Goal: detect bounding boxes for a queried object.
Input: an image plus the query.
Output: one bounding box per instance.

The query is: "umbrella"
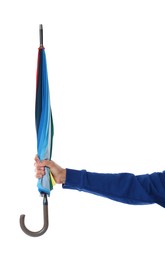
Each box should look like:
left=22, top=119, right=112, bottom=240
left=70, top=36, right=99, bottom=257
left=35, top=25, right=54, bottom=195
left=20, top=25, right=54, bottom=237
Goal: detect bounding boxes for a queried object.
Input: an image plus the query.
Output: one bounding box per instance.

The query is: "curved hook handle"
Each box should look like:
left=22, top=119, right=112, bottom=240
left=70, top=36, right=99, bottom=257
left=20, top=194, right=49, bottom=237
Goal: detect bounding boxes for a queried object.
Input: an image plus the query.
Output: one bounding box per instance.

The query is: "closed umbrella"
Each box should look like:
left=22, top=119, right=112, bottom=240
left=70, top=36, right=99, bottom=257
left=20, top=25, right=54, bottom=237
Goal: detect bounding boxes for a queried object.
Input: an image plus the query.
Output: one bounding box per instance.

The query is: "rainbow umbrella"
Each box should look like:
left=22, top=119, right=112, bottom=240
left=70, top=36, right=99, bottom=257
left=20, top=25, right=54, bottom=237
left=35, top=25, right=54, bottom=195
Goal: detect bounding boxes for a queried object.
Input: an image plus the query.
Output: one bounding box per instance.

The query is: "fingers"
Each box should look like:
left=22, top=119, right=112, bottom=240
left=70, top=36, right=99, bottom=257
left=34, top=155, right=44, bottom=178
left=34, top=155, right=52, bottom=167
left=34, top=155, right=52, bottom=179
left=40, top=159, right=53, bottom=168
left=34, top=154, right=40, bottom=162
left=35, top=165, right=45, bottom=179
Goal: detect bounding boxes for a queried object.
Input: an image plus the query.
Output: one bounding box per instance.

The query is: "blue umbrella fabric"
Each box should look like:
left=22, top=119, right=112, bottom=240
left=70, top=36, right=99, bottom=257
left=35, top=43, right=54, bottom=195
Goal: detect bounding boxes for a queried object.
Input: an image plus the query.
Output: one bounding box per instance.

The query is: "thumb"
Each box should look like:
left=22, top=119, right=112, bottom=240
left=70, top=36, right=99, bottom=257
left=40, top=159, right=53, bottom=168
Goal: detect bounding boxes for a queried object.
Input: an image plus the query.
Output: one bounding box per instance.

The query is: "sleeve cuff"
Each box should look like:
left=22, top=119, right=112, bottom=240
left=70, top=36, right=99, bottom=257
left=62, top=168, right=86, bottom=190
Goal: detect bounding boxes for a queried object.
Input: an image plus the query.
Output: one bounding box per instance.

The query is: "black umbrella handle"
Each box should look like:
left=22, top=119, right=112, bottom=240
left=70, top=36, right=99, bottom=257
left=39, top=24, right=43, bottom=47
left=19, top=194, right=49, bottom=237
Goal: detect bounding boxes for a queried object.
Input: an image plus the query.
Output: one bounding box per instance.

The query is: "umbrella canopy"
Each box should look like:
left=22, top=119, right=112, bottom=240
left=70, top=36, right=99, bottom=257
left=35, top=25, right=54, bottom=195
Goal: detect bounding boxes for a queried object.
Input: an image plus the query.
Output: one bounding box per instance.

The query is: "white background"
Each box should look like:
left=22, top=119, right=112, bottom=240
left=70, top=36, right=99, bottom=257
left=1, top=0, right=165, bottom=259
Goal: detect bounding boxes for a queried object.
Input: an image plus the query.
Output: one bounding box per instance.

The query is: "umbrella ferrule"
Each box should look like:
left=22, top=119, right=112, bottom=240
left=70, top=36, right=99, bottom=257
left=39, top=24, right=44, bottom=47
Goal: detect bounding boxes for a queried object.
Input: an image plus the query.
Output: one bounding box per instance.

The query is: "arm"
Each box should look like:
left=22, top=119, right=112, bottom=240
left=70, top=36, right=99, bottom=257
left=63, top=169, right=165, bottom=207
left=34, top=156, right=165, bottom=207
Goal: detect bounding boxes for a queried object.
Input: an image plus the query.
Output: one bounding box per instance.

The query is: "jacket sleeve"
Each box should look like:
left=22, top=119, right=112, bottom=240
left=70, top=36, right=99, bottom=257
left=62, top=169, right=165, bottom=207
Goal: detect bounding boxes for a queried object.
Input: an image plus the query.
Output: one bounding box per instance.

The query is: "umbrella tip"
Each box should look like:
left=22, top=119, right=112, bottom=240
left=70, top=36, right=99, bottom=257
left=39, top=24, right=43, bottom=47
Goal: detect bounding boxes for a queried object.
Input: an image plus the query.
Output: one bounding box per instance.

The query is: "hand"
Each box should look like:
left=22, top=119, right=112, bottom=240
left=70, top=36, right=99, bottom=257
left=34, top=155, right=66, bottom=184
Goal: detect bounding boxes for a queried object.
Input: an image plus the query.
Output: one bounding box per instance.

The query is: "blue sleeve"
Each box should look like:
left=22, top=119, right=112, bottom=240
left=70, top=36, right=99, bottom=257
left=62, top=169, right=165, bottom=207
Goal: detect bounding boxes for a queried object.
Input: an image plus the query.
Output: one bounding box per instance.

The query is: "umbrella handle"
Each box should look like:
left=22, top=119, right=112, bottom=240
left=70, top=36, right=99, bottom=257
left=19, top=194, right=49, bottom=237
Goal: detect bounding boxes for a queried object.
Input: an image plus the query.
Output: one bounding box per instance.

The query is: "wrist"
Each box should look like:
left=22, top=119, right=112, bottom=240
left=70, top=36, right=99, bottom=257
left=60, top=168, right=66, bottom=184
